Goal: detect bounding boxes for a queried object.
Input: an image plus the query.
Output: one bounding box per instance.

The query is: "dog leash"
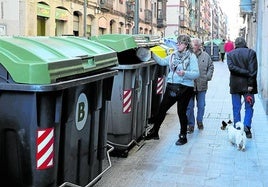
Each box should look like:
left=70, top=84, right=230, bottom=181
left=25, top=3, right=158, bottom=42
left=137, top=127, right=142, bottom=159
left=223, top=93, right=253, bottom=129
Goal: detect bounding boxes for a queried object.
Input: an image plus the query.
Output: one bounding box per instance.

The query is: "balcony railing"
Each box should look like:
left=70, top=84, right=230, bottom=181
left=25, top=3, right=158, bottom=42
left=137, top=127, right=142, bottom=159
left=157, top=19, right=166, bottom=28
left=99, top=0, right=113, bottom=12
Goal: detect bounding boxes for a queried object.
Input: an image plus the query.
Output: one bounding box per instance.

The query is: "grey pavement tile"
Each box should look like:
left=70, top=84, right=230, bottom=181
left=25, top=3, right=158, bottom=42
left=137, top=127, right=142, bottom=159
left=160, top=155, right=188, bottom=167
left=233, top=175, right=264, bottom=187
left=156, top=165, right=182, bottom=174
left=147, top=181, right=177, bottom=187
left=180, top=175, right=207, bottom=186
left=204, top=174, right=234, bottom=187
left=150, top=172, right=181, bottom=183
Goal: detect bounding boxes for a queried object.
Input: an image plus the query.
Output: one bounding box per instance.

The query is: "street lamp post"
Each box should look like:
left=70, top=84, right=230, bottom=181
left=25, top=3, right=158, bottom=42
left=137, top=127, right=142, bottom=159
left=134, top=0, right=139, bottom=34
left=84, top=0, right=87, bottom=37
left=210, top=0, right=214, bottom=58
left=177, top=5, right=180, bottom=36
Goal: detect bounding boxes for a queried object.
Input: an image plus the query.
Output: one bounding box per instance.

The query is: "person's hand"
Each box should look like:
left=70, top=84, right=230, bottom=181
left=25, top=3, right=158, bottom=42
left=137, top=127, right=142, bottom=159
left=248, top=86, right=253, bottom=92
left=246, top=95, right=253, bottom=105
left=176, top=70, right=185, bottom=76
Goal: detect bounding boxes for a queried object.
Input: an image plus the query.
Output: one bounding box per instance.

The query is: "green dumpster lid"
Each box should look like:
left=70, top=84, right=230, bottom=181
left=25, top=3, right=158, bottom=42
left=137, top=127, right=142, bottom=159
left=90, top=34, right=138, bottom=52
left=0, top=36, right=118, bottom=84
left=132, top=34, right=162, bottom=47
left=91, top=34, right=162, bottom=52
left=204, top=39, right=222, bottom=46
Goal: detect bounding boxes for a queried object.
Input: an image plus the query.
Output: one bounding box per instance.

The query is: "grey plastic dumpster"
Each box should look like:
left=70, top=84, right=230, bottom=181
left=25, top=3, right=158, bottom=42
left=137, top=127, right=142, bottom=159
left=148, top=44, right=173, bottom=126
left=204, top=43, right=219, bottom=61
left=133, top=35, right=165, bottom=143
left=91, top=34, right=164, bottom=156
left=0, top=36, right=118, bottom=187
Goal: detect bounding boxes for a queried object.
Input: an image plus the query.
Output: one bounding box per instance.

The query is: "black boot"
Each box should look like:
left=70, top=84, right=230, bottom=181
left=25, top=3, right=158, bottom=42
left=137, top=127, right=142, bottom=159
left=244, top=126, right=252, bottom=138
left=144, top=127, right=159, bottom=140
left=175, top=134, right=187, bottom=145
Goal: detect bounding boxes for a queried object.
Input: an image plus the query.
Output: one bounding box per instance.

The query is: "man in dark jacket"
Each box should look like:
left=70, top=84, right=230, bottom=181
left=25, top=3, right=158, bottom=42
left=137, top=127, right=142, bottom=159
left=227, top=37, right=258, bottom=138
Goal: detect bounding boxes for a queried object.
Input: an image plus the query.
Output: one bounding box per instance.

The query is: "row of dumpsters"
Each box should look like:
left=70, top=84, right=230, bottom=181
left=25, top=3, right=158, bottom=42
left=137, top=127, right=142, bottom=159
left=0, top=34, right=174, bottom=186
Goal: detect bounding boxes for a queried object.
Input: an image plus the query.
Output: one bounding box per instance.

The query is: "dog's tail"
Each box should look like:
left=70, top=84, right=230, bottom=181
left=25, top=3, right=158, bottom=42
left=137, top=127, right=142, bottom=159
left=235, top=122, right=244, bottom=131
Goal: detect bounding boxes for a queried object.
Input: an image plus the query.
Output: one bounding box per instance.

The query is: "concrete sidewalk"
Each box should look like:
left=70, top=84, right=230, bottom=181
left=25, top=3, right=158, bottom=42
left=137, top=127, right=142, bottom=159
left=95, top=61, right=268, bottom=187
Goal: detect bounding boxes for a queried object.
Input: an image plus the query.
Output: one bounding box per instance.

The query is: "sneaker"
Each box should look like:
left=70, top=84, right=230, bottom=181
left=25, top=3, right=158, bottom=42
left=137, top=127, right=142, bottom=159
left=187, top=125, right=194, bottom=134
left=244, top=126, right=252, bottom=139
left=197, top=122, right=204, bottom=130
left=175, top=134, right=187, bottom=146
left=144, top=128, right=159, bottom=140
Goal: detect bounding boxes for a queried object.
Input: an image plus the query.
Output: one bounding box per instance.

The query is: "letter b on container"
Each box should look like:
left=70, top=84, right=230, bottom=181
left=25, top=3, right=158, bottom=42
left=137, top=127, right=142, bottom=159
left=75, top=93, right=88, bottom=131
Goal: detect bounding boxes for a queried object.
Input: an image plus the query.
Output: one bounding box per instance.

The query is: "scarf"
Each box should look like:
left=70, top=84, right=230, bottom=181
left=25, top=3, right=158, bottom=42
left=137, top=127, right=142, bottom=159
left=169, top=50, right=191, bottom=72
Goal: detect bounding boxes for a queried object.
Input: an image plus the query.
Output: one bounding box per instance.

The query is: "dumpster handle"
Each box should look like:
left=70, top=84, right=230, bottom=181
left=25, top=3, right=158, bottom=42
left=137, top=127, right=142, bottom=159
left=59, top=144, right=114, bottom=187
left=58, top=182, right=81, bottom=187
left=107, top=139, right=139, bottom=148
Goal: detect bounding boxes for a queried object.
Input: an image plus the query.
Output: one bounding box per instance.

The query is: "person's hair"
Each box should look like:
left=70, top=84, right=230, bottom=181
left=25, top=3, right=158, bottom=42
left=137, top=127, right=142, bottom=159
left=177, top=34, right=192, bottom=50
left=191, top=38, right=202, bottom=46
left=235, top=37, right=247, bottom=48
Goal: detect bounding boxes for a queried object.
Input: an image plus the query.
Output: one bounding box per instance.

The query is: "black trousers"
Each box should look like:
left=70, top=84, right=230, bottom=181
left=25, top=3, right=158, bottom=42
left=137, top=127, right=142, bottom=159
left=152, top=84, right=194, bottom=135
left=220, top=52, right=225, bottom=61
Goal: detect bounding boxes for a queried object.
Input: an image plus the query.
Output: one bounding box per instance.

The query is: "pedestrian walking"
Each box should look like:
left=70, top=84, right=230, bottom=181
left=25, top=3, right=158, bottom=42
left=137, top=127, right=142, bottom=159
left=224, top=39, right=234, bottom=53
left=145, top=35, right=200, bottom=145
left=227, top=36, right=258, bottom=138
left=218, top=39, right=226, bottom=62
left=186, top=38, right=214, bottom=134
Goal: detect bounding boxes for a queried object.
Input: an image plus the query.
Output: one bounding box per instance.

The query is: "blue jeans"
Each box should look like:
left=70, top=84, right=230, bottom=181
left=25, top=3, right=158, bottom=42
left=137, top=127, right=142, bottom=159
left=187, top=91, right=207, bottom=127
left=231, top=93, right=255, bottom=128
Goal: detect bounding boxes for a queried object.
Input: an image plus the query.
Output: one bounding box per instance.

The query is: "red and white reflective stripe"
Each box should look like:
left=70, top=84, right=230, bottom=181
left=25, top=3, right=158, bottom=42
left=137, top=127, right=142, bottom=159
left=123, top=89, right=132, bottom=113
left=157, top=77, right=164, bottom=94
left=36, top=128, right=54, bottom=170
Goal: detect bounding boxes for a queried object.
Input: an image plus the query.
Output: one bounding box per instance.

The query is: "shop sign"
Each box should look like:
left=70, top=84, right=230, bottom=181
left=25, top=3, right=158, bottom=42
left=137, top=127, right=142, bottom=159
left=55, top=8, right=68, bottom=21
left=37, top=3, right=50, bottom=18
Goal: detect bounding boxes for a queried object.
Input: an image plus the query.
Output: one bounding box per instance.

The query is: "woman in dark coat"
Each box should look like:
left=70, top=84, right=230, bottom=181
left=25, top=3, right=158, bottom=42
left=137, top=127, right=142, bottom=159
left=227, top=37, right=258, bottom=138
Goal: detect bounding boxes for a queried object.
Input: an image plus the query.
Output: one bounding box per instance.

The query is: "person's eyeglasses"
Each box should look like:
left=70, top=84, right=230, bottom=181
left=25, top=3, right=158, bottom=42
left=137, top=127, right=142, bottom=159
left=177, top=41, right=187, bottom=45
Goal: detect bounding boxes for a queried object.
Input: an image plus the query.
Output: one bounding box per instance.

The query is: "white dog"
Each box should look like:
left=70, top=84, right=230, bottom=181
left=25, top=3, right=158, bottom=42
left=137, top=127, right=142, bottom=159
left=221, top=121, right=247, bottom=151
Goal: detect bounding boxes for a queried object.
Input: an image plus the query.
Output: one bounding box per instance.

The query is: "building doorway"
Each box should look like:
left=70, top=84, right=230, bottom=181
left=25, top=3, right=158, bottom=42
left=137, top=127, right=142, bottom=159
left=37, top=16, right=46, bottom=36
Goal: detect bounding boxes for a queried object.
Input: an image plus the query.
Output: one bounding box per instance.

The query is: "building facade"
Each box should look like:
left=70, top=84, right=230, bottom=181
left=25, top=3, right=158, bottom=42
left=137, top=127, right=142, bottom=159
left=165, top=0, right=227, bottom=42
left=0, top=0, right=167, bottom=37
left=165, top=0, right=180, bottom=37
left=0, top=0, right=20, bottom=36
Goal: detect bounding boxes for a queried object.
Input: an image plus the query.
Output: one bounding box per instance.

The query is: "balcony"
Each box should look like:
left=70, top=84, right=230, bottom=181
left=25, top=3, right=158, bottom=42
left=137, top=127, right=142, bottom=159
left=99, top=0, right=113, bottom=12
left=144, top=9, right=152, bottom=24
left=157, top=19, right=166, bottom=28
left=180, top=0, right=187, bottom=7
left=156, top=1, right=167, bottom=28
left=240, top=0, right=254, bottom=14
left=126, top=1, right=135, bottom=19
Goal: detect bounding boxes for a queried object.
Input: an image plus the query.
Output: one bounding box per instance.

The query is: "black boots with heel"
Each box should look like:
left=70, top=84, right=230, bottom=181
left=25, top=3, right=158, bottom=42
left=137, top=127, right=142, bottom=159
left=144, top=127, right=159, bottom=140
left=175, top=134, right=187, bottom=145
